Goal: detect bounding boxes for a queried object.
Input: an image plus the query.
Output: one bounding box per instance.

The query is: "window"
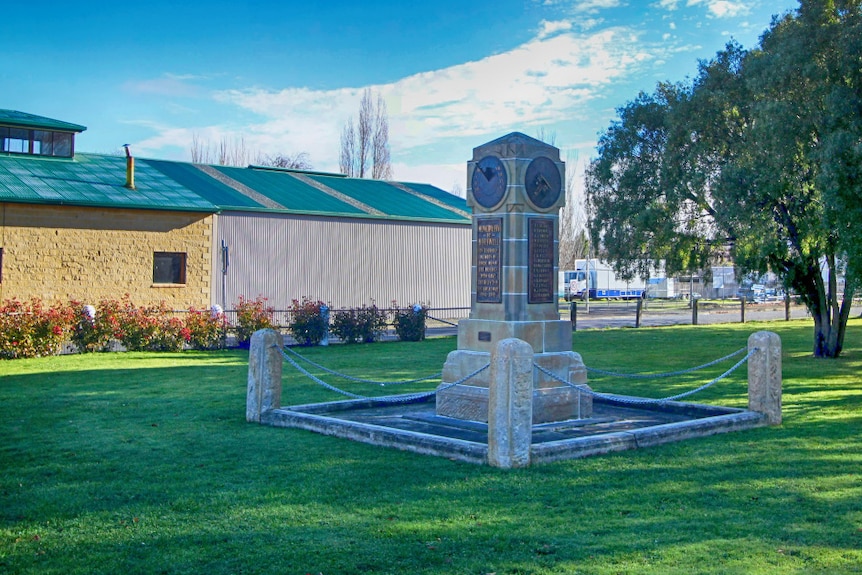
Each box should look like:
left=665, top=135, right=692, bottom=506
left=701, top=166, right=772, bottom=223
left=0, top=126, right=75, bottom=157
left=0, top=247, right=3, bottom=283
left=1, top=127, right=28, bottom=153
left=153, top=252, right=187, bottom=285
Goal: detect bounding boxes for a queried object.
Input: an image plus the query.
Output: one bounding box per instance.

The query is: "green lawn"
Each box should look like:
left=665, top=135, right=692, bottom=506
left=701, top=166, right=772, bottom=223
left=1, top=319, right=860, bottom=574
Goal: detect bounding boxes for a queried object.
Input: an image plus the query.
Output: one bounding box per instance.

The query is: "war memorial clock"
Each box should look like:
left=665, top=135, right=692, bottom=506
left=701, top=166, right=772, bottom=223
left=436, top=133, right=591, bottom=424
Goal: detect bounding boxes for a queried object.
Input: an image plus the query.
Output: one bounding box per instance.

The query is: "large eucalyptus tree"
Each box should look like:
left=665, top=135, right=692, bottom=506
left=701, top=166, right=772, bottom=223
left=586, top=0, right=861, bottom=357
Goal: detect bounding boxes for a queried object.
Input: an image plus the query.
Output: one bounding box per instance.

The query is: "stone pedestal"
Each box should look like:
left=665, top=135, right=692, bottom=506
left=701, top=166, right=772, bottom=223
left=246, top=329, right=283, bottom=422
left=436, top=346, right=592, bottom=424
left=487, top=338, right=533, bottom=468
left=747, top=330, right=782, bottom=425
left=435, top=132, right=591, bottom=425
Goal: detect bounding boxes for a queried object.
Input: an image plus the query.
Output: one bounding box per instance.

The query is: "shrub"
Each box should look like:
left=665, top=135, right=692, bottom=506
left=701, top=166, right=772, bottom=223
left=116, top=302, right=160, bottom=351
left=330, top=308, right=361, bottom=344
left=0, top=298, right=74, bottom=359
left=185, top=306, right=225, bottom=350
left=330, top=303, right=388, bottom=343
left=89, top=296, right=189, bottom=352
left=288, top=297, right=328, bottom=346
left=234, top=295, right=275, bottom=344
left=354, top=302, right=388, bottom=343
left=151, top=315, right=189, bottom=352
left=70, top=301, right=111, bottom=353
left=393, top=303, right=428, bottom=342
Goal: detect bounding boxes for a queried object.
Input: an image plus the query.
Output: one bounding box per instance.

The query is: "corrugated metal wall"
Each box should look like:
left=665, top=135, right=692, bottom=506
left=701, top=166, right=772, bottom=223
left=211, top=212, right=471, bottom=311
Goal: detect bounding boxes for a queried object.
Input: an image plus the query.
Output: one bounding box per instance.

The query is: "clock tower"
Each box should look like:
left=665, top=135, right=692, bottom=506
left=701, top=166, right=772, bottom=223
left=436, top=133, right=591, bottom=424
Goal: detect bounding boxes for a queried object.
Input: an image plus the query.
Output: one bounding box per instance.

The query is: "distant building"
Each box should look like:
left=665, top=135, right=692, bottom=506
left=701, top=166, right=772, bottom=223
left=0, top=110, right=471, bottom=312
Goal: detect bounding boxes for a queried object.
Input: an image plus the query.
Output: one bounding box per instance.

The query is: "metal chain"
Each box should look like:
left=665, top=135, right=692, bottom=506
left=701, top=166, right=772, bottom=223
left=278, top=346, right=489, bottom=403
left=584, top=347, right=748, bottom=379
left=279, top=347, right=363, bottom=399
left=278, top=344, right=755, bottom=407
left=534, top=347, right=756, bottom=405
left=281, top=345, right=442, bottom=386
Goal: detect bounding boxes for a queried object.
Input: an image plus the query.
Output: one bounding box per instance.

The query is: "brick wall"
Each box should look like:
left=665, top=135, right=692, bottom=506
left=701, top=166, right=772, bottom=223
left=0, top=203, right=213, bottom=309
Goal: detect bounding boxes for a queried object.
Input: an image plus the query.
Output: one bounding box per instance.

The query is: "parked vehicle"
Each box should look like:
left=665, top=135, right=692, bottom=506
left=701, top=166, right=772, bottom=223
left=560, top=259, right=648, bottom=301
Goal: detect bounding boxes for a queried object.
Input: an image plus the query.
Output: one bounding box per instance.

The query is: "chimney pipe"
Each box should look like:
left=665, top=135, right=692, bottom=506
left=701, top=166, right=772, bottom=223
left=123, top=144, right=135, bottom=189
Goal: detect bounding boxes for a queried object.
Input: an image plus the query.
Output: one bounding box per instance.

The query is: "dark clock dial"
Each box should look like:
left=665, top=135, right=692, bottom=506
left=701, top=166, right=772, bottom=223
left=525, top=156, right=562, bottom=210
left=471, top=155, right=507, bottom=209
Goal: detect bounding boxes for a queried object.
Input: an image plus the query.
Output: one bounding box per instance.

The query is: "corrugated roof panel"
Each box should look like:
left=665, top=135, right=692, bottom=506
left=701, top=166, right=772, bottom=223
left=0, top=153, right=216, bottom=212
left=214, top=165, right=365, bottom=215
left=398, top=182, right=469, bottom=213
left=144, top=159, right=264, bottom=209
left=308, top=176, right=468, bottom=221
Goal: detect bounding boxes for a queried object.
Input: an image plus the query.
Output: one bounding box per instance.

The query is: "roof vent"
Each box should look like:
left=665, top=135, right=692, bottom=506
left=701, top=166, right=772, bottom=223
left=123, top=144, right=135, bottom=189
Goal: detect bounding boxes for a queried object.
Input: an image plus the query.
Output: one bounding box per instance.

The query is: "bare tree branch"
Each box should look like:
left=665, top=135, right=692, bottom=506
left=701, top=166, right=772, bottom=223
left=339, top=88, right=392, bottom=180
left=372, top=92, right=391, bottom=180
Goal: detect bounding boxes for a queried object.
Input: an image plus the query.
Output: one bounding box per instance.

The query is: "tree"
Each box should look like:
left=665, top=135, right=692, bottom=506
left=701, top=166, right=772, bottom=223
left=190, top=134, right=312, bottom=170
left=585, top=0, right=861, bottom=357
left=256, top=152, right=312, bottom=170
left=339, top=88, right=392, bottom=179
left=558, top=153, right=589, bottom=270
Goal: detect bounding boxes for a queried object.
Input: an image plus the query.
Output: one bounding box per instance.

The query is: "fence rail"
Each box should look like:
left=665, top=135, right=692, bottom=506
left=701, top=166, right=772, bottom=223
left=562, top=296, right=858, bottom=330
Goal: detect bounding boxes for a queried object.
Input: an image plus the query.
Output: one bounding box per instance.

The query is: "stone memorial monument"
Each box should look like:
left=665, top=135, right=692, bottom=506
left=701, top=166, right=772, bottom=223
left=436, top=133, right=591, bottom=424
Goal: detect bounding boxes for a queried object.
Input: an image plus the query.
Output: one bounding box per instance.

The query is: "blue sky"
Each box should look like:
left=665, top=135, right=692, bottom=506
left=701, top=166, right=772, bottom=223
left=3, top=0, right=798, bottom=195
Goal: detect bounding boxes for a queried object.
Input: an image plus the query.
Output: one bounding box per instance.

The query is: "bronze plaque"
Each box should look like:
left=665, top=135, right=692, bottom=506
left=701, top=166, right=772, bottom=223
left=476, top=217, right=503, bottom=303
left=528, top=218, right=555, bottom=304
left=478, top=331, right=492, bottom=342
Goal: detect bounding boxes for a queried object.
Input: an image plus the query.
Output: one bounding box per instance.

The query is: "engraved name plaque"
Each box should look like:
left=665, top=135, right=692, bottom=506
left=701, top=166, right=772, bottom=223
left=528, top=218, right=555, bottom=304
left=476, top=217, right=503, bottom=303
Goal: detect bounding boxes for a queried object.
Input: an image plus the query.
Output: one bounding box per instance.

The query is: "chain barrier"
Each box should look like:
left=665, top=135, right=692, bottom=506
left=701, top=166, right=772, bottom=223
left=277, top=343, right=755, bottom=407
left=584, top=347, right=748, bottom=379
left=277, top=346, right=489, bottom=404
left=535, top=348, right=757, bottom=405
left=281, top=345, right=442, bottom=386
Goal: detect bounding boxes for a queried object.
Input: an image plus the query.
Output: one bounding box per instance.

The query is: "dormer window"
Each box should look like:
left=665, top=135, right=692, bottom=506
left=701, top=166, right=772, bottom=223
left=0, top=127, right=74, bottom=157
left=0, top=110, right=85, bottom=159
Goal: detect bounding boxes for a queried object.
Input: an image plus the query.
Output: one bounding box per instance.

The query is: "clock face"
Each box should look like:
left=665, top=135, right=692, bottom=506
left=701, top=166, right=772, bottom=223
left=471, top=155, right=507, bottom=209
left=525, top=156, right=562, bottom=210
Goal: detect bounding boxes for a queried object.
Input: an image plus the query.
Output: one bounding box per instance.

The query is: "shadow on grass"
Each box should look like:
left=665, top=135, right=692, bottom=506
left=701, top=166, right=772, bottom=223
left=1, top=322, right=861, bottom=574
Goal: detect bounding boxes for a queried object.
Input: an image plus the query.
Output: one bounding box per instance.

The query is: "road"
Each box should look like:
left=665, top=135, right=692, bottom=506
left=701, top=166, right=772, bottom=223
left=426, top=303, right=862, bottom=335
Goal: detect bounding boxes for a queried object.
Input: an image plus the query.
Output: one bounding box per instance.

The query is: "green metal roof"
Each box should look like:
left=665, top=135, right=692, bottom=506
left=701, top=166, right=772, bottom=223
left=0, top=153, right=216, bottom=212
left=144, top=159, right=264, bottom=209
left=0, top=109, right=87, bottom=133
left=0, top=144, right=469, bottom=223
left=398, top=182, right=469, bottom=214
left=213, top=165, right=366, bottom=215
left=307, top=175, right=468, bottom=222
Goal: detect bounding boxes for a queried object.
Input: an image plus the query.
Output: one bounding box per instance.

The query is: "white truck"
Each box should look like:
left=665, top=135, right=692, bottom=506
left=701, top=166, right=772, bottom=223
left=560, top=259, right=648, bottom=301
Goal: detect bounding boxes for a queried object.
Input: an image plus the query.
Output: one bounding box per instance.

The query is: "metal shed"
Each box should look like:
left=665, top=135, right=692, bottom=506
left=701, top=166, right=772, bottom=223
left=145, top=160, right=472, bottom=312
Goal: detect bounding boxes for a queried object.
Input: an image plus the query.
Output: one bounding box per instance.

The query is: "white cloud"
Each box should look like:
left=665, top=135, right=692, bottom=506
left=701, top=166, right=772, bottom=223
left=122, top=74, right=204, bottom=98
left=537, top=19, right=573, bottom=39
left=571, top=0, right=623, bottom=13
left=704, top=0, right=750, bottom=18
left=127, top=19, right=678, bottom=190
left=201, top=25, right=656, bottom=175
left=656, top=0, right=752, bottom=18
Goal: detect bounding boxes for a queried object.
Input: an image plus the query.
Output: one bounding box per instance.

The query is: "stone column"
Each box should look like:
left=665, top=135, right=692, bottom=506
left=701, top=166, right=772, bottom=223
left=487, top=338, right=533, bottom=468
left=747, top=330, right=782, bottom=425
left=246, top=328, right=284, bottom=422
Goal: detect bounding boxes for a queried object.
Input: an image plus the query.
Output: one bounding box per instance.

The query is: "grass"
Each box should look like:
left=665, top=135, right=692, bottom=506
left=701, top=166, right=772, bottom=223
left=1, top=318, right=861, bottom=574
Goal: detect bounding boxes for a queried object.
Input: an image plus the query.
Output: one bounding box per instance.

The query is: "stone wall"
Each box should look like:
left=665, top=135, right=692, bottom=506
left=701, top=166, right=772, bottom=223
left=0, top=203, right=213, bottom=308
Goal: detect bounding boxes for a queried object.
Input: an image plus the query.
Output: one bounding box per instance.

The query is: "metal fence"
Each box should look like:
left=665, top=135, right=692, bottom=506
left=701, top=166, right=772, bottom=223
left=562, top=296, right=862, bottom=330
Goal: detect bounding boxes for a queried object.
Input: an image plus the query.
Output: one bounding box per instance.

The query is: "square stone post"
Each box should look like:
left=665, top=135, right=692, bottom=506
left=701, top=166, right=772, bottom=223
left=487, top=338, right=534, bottom=468
left=747, top=331, right=782, bottom=425
left=247, top=328, right=284, bottom=422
